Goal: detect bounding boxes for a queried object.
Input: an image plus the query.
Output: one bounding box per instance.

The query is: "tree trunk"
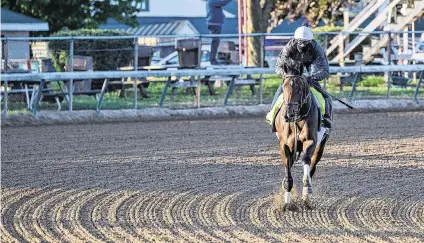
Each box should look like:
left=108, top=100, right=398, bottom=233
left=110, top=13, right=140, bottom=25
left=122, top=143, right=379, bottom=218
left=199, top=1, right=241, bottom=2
left=246, top=0, right=274, bottom=67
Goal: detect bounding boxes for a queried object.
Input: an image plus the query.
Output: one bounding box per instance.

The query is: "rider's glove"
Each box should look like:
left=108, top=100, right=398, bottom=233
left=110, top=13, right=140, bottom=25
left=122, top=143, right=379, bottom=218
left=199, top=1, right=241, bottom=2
left=306, top=77, right=319, bottom=86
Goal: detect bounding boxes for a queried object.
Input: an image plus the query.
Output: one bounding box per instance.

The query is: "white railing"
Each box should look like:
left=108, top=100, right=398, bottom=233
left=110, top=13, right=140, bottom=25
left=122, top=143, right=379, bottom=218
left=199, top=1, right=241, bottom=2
left=1, top=64, right=424, bottom=118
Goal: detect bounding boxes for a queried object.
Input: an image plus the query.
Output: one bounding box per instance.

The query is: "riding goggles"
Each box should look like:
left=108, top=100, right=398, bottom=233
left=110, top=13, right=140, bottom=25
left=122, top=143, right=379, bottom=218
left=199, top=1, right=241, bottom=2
left=295, top=39, right=312, bottom=48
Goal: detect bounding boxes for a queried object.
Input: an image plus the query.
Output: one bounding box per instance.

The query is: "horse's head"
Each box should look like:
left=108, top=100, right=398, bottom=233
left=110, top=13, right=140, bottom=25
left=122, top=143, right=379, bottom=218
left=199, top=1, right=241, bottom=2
left=281, top=59, right=310, bottom=122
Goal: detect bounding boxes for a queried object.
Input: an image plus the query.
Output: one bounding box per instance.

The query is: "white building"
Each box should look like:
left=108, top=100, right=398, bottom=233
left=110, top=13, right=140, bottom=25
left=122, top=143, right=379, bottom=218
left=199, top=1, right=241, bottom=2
left=1, top=7, right=49, bottom=67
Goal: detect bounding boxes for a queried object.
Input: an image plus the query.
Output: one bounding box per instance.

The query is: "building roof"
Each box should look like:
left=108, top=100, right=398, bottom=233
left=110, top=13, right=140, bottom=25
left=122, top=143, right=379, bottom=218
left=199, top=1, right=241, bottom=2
left=101, top=17, right=239, bottom=35
left=1, top=8, right=49, bottom=31
left=117, top=20, right=198, bottom=35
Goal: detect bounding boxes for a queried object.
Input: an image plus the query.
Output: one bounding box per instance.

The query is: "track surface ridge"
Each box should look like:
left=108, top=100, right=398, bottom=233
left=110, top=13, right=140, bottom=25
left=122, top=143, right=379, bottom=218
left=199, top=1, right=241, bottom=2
left=2, top=111, right=424, bottom=242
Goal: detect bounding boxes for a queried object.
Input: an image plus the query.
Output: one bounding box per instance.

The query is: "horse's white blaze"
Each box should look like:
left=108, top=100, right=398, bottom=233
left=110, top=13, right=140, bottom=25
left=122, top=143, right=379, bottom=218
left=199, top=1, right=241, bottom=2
left=284, top=191, right=291, bottom=204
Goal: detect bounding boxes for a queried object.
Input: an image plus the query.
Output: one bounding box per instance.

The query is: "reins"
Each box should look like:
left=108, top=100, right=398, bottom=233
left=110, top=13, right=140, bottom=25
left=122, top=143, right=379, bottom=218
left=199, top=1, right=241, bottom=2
left=283, top=75, right=312, bottom=121
left=284, top=74, right=308, bottom=162
left=293, top=122, right=299, bottom=162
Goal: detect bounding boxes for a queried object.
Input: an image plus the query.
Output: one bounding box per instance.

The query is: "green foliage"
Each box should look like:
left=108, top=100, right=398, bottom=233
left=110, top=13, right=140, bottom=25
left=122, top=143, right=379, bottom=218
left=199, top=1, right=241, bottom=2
left=270, top=0, right=358, bottom=30
left=1, top=0, right=144, bottom=34
left=312, top=26, right=344, bottom=47
left=48, top=29, right=134, bottom=72
left=359, top=76, right=385, bottom=87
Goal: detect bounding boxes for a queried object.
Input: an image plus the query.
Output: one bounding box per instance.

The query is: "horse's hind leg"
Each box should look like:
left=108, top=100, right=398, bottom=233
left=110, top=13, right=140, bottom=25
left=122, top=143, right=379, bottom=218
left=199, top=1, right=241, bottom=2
left=280, top=144, right=293, bottom=206
left=310, top=133, right=330, bottom=178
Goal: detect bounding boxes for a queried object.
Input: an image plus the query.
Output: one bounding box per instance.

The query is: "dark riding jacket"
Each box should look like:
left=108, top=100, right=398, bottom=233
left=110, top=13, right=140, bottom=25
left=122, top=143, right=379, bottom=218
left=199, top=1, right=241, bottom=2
left=275, top=39, right=329, bottom=85
left=206, top=0, right=232, bottom=26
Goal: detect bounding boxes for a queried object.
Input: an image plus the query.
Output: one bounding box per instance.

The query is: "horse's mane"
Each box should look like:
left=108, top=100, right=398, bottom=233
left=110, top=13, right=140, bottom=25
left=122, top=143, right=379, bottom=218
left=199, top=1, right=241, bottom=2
left=284, top=59, right=303, bottom=76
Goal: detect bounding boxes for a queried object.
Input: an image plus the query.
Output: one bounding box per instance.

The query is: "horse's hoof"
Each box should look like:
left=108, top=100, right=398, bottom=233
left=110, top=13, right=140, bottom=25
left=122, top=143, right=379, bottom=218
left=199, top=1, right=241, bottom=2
left=303, top=199, right=313, bottom=210
left=283, top=203, right=299, bottom=212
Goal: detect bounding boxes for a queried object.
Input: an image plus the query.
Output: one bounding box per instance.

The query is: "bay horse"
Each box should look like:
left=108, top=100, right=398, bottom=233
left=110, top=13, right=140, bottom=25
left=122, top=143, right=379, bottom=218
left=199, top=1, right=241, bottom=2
left=275, top=59, right=330, bottom=210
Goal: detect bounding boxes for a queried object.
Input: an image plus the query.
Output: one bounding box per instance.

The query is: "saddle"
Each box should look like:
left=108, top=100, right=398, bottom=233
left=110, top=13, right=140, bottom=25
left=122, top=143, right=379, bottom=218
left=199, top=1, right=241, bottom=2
left=266, top=87, right=325, bottom=132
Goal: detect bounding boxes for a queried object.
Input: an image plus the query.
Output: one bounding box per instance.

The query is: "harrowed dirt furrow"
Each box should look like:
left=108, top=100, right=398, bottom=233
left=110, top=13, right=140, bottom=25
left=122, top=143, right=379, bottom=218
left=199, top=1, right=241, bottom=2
left=2, top=111, right=424, bottom=242
left=1, top=188, right=40, bottom=243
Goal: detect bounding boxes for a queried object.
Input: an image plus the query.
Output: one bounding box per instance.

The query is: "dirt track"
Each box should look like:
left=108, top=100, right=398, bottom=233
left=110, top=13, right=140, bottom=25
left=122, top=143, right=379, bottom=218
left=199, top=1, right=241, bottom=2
left=1, top=111, right=424, bottom=242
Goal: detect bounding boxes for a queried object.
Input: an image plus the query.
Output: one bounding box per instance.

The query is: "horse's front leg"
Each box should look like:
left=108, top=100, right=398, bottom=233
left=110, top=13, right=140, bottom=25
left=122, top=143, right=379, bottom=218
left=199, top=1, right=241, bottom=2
left=301, top=139, right=316, bottom=201
left=279, top=144, right=293, bottom=206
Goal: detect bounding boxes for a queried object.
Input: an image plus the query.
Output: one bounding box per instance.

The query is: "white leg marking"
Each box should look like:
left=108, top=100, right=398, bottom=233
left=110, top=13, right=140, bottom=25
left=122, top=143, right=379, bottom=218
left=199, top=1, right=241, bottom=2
left=303, top=164, right=311, bottom=184
left=284, top=191, right=291, bottom=204
left=317, top=127, right=326, bottom=145
left=302, top=187, right=309, bottom=199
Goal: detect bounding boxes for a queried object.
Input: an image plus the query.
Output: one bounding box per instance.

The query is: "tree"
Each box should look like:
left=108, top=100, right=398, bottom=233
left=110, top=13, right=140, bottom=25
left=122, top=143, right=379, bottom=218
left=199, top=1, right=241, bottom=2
left=245, top=0, right=357, bottom=66
left=270, top=0, right=358, bottom=29
left=1, top=0, right=145, bottom=34
left=245, top=0, right=274, bottom=67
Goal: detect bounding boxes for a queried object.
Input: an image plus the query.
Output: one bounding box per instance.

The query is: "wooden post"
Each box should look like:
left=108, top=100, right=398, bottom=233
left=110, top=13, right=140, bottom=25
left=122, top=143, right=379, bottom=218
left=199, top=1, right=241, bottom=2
left=403, top=26, right=408, bottom=64
left=259, top=35, right=264, bottom=104
left=243, top=0, right=248, bottom=66
left=133, top=38, right=138, bottom=109
left=343, top=9, right=350, bottom=50
left=238, top=0, right=243, bottom=65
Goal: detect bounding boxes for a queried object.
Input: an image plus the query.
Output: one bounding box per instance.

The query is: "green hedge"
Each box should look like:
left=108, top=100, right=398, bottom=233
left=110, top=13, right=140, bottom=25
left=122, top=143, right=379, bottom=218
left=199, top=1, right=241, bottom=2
left=359, top=76, right=385, bottom=87
left=49, top=29, right=134, bottom=72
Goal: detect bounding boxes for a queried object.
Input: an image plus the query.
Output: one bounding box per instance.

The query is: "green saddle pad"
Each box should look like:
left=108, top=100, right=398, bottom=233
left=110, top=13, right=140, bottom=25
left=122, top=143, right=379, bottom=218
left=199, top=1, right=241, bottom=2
left=310, top=87, right=325, bottom=115
left=266, top=87, right=325, bottom=127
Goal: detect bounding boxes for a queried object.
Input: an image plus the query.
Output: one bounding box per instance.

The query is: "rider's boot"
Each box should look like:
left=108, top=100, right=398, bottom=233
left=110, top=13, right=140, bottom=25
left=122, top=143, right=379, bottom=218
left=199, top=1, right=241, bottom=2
left=266, top=85, right=283, bottom=126
left=322, top=96, right=332, bottom=129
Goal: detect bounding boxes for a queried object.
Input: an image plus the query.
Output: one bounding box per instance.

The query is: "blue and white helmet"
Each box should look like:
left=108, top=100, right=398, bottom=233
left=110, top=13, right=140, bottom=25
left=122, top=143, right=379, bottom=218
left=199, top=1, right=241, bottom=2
left=294, top=24, right=313, bottom=41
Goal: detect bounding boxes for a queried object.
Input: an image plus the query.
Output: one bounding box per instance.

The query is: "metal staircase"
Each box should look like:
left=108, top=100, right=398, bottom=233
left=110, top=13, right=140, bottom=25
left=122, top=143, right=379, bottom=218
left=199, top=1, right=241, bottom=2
left=326, top=0, right=387, bottom=56
left=328, top=0, right=424, bottom=63
left=362, top=0, right=424, bottom=62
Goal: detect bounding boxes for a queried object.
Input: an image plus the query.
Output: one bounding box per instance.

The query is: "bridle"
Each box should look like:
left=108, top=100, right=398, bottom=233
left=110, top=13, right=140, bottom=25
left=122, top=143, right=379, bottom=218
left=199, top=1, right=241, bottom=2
left=282, top=74, right=312, bottom=163
left=283, top=74, right=311, bottom=122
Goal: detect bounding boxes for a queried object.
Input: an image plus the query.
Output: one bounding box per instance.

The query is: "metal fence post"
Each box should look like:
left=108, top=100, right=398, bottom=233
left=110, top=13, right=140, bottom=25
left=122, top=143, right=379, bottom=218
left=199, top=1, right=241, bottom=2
left=259, top=35, right=264, bottom=104
left=3, top=79, right=8, bottom=117
left=133, top=38, right=138, bottom=110
left=3, top=38, right=8, bottom=116
left=387, top=31, right=392, bottom=99
left=323, top=33, right=329, bottom=51
left=33, top=79, right=45, bottom=118
left=339, top=33, right=345, bottom=67
left=196, top=35, right=202, bottom=108
left=414, top=71, right=423, bottom=103
left=69, top=38, right=74, bottom=111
